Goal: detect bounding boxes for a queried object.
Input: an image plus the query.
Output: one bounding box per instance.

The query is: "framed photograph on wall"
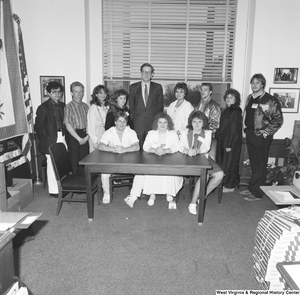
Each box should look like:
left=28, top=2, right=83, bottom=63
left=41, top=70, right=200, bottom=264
left=269, top=88, right=300, bottom=113
left=40, top=76, right=65, bottom=103
left=273, top=68, right=298, bottom=84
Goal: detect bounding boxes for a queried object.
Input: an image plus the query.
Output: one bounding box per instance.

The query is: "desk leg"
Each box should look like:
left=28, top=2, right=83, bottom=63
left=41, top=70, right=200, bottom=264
left=85, top=165, right=93, bottom=221
left=198, top=168, right=207, bottom=225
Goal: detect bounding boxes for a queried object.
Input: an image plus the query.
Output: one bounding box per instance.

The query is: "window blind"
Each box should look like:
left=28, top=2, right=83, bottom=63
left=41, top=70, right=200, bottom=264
left=103, top=0, right=237, bottom=83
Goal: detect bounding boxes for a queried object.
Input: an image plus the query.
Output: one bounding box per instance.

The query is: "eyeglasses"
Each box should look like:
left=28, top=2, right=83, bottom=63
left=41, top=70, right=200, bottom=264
left=142, top=71, right=152, bottom=75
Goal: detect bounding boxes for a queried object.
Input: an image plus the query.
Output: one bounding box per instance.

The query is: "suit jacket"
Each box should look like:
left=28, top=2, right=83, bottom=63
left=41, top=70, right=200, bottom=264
left=34, top=99, right=65, bottom=154
left=129, top=81, right=163, bottom=139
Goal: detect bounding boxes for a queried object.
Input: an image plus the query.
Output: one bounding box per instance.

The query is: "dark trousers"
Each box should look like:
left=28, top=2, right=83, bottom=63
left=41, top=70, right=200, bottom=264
left=246, top=129, right=273, bottom=198
left=137, top=130, right=147, bottom=150
left=66, top=129, right=89, bottom=174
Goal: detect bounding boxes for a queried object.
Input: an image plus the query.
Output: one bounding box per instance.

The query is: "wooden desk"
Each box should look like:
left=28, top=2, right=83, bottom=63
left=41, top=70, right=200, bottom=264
left=260, top=185, right=300, bottom=205
left=80, top=150, right=211, bottom=224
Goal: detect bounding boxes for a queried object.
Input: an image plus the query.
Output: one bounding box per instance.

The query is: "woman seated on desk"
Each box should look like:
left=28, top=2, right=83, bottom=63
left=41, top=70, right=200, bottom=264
left=124, top=112, right=183, bottom=210
left=98, top=112, right=140, bottom=204
left=179, top=110, right=224, bottom=215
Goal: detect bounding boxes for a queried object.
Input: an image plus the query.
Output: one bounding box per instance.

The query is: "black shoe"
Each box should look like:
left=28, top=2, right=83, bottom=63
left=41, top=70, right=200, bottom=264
left=50, top=194, right=58, bottom=198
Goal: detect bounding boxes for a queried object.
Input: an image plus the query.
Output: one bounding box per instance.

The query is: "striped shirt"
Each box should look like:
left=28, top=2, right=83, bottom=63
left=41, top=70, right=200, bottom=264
left=64, top=100, right=89, bottom=129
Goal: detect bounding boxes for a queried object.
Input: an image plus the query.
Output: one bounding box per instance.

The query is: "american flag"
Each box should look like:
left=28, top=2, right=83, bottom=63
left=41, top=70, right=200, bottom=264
left=13, top=14, right=33, bottom=174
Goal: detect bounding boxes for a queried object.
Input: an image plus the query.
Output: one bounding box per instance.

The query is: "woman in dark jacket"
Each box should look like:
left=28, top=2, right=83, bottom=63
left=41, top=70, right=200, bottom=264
left=216, top=88, right=243, bottom=193
left=105, top=88, right=133, bottom=130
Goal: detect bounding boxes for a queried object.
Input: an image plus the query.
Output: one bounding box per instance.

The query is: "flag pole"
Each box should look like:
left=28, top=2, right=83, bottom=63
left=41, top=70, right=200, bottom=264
left=31, top=123, right=43, bottom=185
left=13, top=13, right=42, bottom=185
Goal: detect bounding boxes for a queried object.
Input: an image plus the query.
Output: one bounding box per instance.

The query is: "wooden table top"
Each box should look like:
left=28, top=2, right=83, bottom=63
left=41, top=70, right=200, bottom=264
left=80, top=150, right=211, bottom=176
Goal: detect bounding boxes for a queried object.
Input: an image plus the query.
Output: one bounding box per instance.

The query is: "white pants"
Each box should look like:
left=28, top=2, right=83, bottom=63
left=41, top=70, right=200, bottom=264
left=130, top=175, right=145, bottom=197
left=101, top=174, right=110, bottom=196
left=46, top=132, right=66, bottom=194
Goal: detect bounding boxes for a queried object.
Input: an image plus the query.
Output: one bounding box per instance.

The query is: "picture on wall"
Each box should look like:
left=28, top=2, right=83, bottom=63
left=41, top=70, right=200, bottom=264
left=269, top=88, right=300, bottom=113
left=273, top=68, right=298, bottom=84
left=40, top=76, right=65, bottom=103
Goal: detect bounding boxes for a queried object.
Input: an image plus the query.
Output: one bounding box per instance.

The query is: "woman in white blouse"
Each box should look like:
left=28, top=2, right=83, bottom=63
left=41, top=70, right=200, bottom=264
left=87, top=85, right=109, bottom=152
left=124, top=112, right=183, bottom=209
left=167, top=82, right=194, bottom=136
left=179, top=110, right=224, bottom=215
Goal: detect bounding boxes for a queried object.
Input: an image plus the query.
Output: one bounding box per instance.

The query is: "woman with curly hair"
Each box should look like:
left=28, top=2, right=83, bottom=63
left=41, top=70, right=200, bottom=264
left=87, top=84, right=109, bottom=152
left=124, top=112, right=183, bottom=209
left=179, top=110, right=224, bottom=215
left=216, top=88, right=242, bottom=193
left=167, top=82, right=194, bottom=135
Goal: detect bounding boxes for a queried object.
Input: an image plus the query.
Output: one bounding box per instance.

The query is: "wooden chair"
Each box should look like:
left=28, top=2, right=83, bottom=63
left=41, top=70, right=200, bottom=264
left=109, top=174, right=134, bottom=202
left=49, top=142, right=102, bottom=215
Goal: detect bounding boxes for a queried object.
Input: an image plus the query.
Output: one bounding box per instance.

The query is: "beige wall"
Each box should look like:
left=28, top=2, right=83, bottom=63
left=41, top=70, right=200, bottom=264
left=11, top=0, right=300, bottom=139
left=233, top=0, right=300, bottom=139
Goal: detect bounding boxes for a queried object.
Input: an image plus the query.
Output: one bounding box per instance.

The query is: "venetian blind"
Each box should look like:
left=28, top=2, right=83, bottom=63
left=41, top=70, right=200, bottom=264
left=102, top=0, right=237, bottom=83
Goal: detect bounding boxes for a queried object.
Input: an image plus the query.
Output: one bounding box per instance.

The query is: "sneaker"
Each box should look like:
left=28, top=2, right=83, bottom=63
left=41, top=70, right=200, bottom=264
left=147, top=194, right=156, bottom=206
left=239, top=189, right=251, bottom=195
left=166, top=195, right=173, bottom=202
left=223, top=187, right=235, bottom=193
left=102, top=193, right=110, bottom=204
left=168, top=200, right=177, bottom=210
left=188, top=204, right=197, bottom=215
left=124, top=195, right=136, bottom=208
left=243, top=194, right=262, bottom=201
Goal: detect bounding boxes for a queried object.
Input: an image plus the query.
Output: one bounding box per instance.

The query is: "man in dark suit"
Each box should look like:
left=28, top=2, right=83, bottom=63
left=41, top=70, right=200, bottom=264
left=129, top=63, right=164, bottom=146
left=34, top=81, right=66, bottom=197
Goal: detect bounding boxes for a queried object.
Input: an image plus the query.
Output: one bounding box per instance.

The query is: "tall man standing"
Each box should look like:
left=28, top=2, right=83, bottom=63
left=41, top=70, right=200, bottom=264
left=241, top=73, right=283, bottom=201
left=129, top=63, right=164, bottom=146
left=196, top=83, right=221, bottom=137
left=34, top=81, right=66, bottom=197
left=64, top=81, right=89, bottom=174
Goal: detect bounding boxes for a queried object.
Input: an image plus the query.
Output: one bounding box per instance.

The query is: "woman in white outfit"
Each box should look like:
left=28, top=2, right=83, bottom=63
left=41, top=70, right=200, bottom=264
left=87, top=85, right=109, bottom=152
left=124, top=112, right=183, bottom=209
left=99, top=112, right=140, bottom=204
left=167, top=82, right=194, bottom=136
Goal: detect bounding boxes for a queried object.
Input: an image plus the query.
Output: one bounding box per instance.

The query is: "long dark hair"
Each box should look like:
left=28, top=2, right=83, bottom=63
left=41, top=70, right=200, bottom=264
left=90, top=84, right=110, bottom=106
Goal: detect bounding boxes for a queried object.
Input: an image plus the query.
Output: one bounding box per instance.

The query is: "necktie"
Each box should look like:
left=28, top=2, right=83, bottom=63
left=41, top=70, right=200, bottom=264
left=194, top=134, right=199, bottom=150
left=144, top=84, right=148, bottom=105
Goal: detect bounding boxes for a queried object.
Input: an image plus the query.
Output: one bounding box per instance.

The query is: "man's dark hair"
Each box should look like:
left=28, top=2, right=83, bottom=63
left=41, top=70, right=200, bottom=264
left=201, top=83, right=213, bottom=92
left=46, top=81, right=64, bottom=93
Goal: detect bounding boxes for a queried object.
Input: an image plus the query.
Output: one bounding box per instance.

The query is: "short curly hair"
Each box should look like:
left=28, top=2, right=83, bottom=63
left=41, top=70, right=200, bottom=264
left=152, top=112, right=174, bottom=131
left=223, top=88, right=241, bottom=106
left=186, top=110, right=209, bottom=130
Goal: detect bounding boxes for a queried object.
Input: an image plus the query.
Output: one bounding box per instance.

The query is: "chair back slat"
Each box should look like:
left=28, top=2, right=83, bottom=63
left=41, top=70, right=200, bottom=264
left=49, top=143, right=73, bottom=180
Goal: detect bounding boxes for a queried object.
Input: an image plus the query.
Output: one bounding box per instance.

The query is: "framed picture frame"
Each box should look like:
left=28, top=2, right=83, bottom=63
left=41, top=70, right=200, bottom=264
left=269, top=88, right=300, bottom=113
left=273, top=68, right=298, bottom=84
left=40, top=76, right=65, bottom=103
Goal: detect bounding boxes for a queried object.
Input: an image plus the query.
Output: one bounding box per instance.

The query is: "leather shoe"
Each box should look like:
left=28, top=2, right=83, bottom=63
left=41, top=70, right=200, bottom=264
left=50, top=194, right=58, bottom=198
left=243, top=194, right=262, bottom=201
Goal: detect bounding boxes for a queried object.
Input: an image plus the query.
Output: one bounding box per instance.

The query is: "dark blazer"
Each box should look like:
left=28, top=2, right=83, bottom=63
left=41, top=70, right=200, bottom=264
left=129, top=81, right=163, bottom=142
left=34, top=99, right=65, bottom=154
